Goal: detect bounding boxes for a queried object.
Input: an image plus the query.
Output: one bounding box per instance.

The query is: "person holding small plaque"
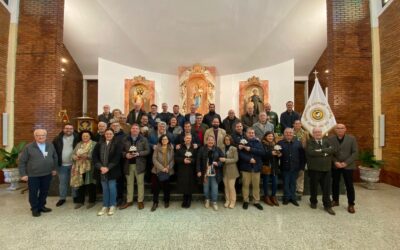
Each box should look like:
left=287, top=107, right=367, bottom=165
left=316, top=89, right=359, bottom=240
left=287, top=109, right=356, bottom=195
left=120, top=124, right=150, bottom=210
left=175, top=134, right=198, bottom=208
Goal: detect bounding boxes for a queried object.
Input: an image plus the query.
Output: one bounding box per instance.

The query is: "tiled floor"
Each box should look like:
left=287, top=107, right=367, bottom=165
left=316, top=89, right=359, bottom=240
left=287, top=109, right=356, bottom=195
left=0, top=182, right=399, bottom=249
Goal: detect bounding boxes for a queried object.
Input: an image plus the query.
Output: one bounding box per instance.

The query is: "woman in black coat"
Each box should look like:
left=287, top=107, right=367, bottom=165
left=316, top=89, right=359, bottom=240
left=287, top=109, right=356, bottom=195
left=175, top=133, right=198, bottom=208
left=92, top=128, right=122, bottom=216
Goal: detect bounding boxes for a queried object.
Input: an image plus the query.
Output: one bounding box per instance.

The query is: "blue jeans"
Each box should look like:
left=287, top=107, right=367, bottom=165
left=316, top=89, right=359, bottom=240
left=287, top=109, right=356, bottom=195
left=282, top=170, right=298, bottom=201
left=58, top=165, right=72, bottom=199
left=262, top=174, right=277, bottom=196
left=203, top=176, right=218, bottom=202
left=101, top=179, right=117, bottom=207
left=28, top=174, right=52, bottom=212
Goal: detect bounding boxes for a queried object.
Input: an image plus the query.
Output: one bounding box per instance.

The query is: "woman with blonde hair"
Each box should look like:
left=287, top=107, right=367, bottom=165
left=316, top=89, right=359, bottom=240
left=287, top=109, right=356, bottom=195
left=220, top=135, right=239, bottom=209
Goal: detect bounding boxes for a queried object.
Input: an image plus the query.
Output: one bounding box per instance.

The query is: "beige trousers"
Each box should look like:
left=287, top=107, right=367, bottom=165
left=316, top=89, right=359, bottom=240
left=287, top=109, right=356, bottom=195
left=296, top=170, right=305, bottom=193
left=223, top=177, right=237, bottom=204
left=126, top=164, right=145, bottom=203
left=241, top=171, right=260, bottom=203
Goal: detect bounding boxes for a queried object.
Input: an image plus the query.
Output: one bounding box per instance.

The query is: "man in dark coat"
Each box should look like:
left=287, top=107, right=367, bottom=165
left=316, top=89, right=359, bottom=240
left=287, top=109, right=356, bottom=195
left=203, top=103, right=222, bottom=128
left=222, top=109, right=240, bottom=135
left=329, top=123, right=358, bottom=214
left=127, top=102, right=146, bottom=125
left=280, top=101, right=300, bottom=132
left=306, top=127, right=336, bottom=215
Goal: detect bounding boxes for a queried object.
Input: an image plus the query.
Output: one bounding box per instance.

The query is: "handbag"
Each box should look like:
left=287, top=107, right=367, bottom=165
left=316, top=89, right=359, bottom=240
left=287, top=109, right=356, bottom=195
left=157, top=171, right=170, bottom=182
left=261, top=165, right=272, bottom=175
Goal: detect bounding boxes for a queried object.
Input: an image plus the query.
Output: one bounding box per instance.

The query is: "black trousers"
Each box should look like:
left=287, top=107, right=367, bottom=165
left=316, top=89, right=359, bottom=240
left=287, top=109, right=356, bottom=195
left=308, top=170, right=331, bottom=208
left=151, top=174, right=170, bottom=203
left=332, top=168, right=355, bottom=205
left=183, top=194, right=192, bottom=203
left=74, top=183, right=96, bottom=204
left=28, top=174, right=52, bottom=212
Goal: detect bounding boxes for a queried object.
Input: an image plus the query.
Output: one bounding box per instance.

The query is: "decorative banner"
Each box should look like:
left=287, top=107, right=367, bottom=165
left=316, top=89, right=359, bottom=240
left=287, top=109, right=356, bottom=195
left=239, top=76, right=269, bottom=116
left=301, top=77, right=336, bottom=134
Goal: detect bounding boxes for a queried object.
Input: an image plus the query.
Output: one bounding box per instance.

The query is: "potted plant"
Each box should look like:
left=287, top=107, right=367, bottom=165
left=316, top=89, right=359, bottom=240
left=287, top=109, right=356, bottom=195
left=0, top=142, right=26, bottom=190
left=358, top=150, right=384, bottom=189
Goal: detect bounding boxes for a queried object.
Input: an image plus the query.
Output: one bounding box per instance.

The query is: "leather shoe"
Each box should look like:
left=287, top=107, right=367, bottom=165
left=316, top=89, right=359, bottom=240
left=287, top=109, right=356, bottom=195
left=254, top=203, right=263, bottom=210
left=56, top=199, right=65, bottom=207
left=331, top=200, right=340, bottom=207
left=151, top=203, right=158, bottom=212
left=164, top=202, right=169, bottom=208
left=40, top=207, right=52, bottom=213
left=242, top=202, right=249, bottom=210
left=348, top=205, right=355, bottom=214
left=290, top=200, right=299, bottom=206
left=282, top=200, right=289, bottom=205
left=74, top=204, right=83, bottom=209
left=324, top=207, right=336, bottom=215
left=310, top=203, right=317, bottom=209
left=138, top=202, right=144, bottom=210
left=32, top=210, right=41, bottom=217
left=119, top=202, right=133, bottom=210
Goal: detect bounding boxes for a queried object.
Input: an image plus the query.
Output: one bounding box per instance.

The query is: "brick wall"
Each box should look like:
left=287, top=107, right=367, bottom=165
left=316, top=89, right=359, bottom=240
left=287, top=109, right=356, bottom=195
left=61, top=44, right=83, bottom=119
left=310, top=0, right=373, bottom=148
left=14, top=0, right=81, bottom=144
left=87, top=80, right=98, bottom=118
left=379, top=0, right=400, bottom=187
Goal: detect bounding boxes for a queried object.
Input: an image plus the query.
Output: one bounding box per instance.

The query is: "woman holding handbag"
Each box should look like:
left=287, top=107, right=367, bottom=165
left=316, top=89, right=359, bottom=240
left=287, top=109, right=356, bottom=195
left=151, top=134, right=174, bottom=212
left=261, top=131, right=282, bottom=206
left=219, top=135, right=239, bottom=209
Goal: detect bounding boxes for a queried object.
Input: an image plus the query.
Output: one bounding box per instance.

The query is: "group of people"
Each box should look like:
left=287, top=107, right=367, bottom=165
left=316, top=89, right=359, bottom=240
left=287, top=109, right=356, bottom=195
left=18, top=101, right=358, bottom=218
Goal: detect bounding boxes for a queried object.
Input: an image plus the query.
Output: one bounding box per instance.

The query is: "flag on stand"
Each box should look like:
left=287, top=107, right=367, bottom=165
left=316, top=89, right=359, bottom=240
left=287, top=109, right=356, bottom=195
left=301, top=76, right=336, bottom=135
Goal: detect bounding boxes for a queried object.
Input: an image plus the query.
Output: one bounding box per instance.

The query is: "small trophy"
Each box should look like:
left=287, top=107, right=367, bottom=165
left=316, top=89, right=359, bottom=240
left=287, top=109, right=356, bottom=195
left=184, top=151, right=192, bottom=158
left=240, top=139, right=248, bottom=145
left=129, top=145, right=137, bottom=153
left=273, top=145, right=282, bottom=151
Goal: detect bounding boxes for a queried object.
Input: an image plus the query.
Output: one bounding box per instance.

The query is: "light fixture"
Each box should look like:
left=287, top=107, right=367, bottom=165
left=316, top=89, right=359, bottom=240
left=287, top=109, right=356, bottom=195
left=324, top=69, right=329, bottom=73
left=61, top=58, right=68, bottom=63
left=61, top=68, right=66, bottom=72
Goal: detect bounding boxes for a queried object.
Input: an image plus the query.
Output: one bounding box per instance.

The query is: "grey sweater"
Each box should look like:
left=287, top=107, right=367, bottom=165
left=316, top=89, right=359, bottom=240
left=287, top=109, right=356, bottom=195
left=19, top=142, right=58, bottom=177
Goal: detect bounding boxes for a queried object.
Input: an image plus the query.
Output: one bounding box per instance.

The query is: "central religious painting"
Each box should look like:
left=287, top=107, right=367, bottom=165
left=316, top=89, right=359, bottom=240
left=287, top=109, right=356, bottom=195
left=179, top=64, right=216, bottom=114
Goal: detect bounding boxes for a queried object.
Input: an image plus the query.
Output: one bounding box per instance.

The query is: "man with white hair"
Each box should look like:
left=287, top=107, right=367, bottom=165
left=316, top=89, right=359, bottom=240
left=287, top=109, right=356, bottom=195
left=127, top=102, right=146, bottom=125
left=19, top=129, right=58, bottom=217
left=159, top=103, right=173, bottom=124
left=306, top=127, right=336, bottom=215
left=98, top=104, right=113, bottom=124
left=222, top=109, right=240, bottom=135
left=93, top=121, right=107, bottom=142
left=252, top=112, right=274, bottom=140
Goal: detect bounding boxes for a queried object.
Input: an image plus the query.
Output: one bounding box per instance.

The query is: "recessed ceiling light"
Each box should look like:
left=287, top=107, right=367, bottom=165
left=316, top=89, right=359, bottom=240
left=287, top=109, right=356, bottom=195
left=61, top=58, right=68, bottom=63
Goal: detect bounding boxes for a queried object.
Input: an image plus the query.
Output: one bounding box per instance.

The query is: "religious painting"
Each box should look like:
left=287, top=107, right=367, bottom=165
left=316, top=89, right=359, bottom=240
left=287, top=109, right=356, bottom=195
left=179, top=64, right=216, bottom=114
left=124, top=75, right=155, bottom=114
left=239, top=76, right=269, bottom=116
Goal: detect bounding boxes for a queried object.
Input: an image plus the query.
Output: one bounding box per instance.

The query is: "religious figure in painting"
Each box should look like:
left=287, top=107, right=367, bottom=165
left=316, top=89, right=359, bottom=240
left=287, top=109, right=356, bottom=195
left=249, top=88, right=264, bottom=115
left=193, top=84, right=203, bottom=109
left=133, top=87, right=145, bottom=109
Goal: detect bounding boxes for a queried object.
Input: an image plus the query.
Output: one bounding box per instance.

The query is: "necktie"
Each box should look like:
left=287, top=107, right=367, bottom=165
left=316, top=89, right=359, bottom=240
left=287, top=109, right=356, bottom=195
left=318, top=140, right=322, bottom=146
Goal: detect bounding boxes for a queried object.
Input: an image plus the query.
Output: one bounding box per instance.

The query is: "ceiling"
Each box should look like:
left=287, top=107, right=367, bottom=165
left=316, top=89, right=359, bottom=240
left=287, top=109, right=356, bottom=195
left=64, top=0, right=327, bottom=76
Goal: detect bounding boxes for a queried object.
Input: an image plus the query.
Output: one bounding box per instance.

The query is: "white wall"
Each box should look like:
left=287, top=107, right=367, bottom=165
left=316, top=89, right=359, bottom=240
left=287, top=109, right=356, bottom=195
left=219, top=59, right=294, bottom=117
left=98, top=57, right=294, bottom=117
left=98, top=58, right=179, bottom=114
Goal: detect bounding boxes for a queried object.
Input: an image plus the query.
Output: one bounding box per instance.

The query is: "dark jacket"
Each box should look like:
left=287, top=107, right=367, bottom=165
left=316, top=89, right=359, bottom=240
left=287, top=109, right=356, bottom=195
left=148, top=112, right=161, bottom=128
left=92, top=138, right=123, bottom=180
left=159, top=112, right=173, bottom=124
left=127, top=109, right=146, bottom=125
left=175, top=144, right=198, bottom=194
left=238, top=138, right=265, bottom=172
left=185, top=112, right=202, bottom=125
left=277, top=139, right=305, bottom=171
left=173, top=113, right=186, bottom=128
left=148, top=131, right=175, bottom=149
left=19, top=142, right=58, bottom=177
left=266, top=111, right=279, bottom=128
left=306, top=138, right=335, bottom=172
left=203, top=112, right=222, bottom=128
left=328, top=135, right=358, bottom=170
left=93, top=132, right=105, bottom=143
left=196, top=145, right=224, bottom=183
left=232, top=132, right=246, bottom=147
left=122, top=135, right=150, bottom=175
left=98, top=113, right=113, bottom=124
left=175, top=132, right=200, bottom=146
left=240, top=113, right=258, bottom=130
left=52, top=131, right=79, bottom=166
left=280, top=111, right=300, bottom=131
left=222, top=116, right=240, bottom=135
left=262, top=143, right=280, bottom=176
